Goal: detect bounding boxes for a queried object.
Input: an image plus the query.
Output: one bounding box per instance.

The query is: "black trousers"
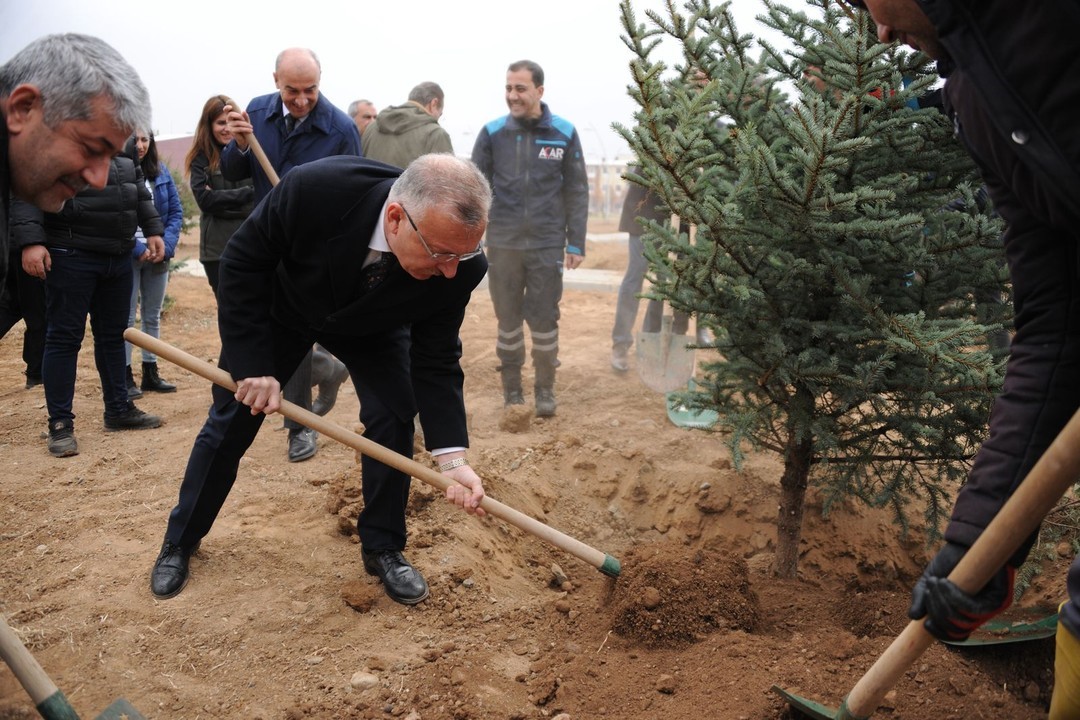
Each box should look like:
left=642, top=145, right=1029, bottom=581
left=164, top=324, right=415, bottom=552
left=0, top=252, right=46, bottom=380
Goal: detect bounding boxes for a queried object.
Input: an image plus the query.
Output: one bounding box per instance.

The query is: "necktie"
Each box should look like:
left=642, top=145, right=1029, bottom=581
left=360, top=251, right=392, bottom=292
left=284, top=114, right=296, bottom=134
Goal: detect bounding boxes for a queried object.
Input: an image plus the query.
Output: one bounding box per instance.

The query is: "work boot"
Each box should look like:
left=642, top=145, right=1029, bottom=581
left=104, top=402, right=162, bottom=431
left=313, top=358, right=349, bottom=416
left=533, top=358, right=557, bottom=417
left=47, top=419, right=78, bottom=458
left=126, top=365, right=143, bottom=400
left=535, top=387, right=557, bottom=418
left=501, top=368, right=524, bottom=406
left=611, top=346, right=629, bottom=372
left=141, top=361, right=176, bottom=393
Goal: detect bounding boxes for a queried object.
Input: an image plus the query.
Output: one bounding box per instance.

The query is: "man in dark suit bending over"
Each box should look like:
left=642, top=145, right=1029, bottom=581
left=151, top=153, right=490, bottom=605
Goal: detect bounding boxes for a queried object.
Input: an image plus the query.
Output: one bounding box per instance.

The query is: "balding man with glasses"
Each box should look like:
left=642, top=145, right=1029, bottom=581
left=150, top=153, right=490, bottom=607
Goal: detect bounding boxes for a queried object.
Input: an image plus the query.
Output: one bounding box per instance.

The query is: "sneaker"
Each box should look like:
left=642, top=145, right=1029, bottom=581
left=611, top=348, right=629, bottom=372
left=47, top=420, right=78, bottom=457
left=535, top=388, right=557, bottom=418
left=104, top=402, right=162, bottom=431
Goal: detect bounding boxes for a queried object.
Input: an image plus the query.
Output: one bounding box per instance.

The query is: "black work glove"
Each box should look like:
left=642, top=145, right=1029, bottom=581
left=908, top=541, right=1016, bottom=642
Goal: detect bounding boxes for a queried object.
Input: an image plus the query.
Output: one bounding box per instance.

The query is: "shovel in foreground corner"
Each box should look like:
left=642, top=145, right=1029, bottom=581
left=1, top=616, right=145, bottom=719
left=773, top=403, right=1080, bottom=719
left=636, top=314, right=696, bottom=393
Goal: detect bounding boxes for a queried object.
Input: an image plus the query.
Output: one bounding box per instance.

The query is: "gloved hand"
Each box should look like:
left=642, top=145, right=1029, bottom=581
left=908, top=541, right=1016, bottom=641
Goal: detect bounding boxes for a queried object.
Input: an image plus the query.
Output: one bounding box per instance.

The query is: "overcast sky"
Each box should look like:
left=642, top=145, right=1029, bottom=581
left=1, top=1, right=788, bottom=162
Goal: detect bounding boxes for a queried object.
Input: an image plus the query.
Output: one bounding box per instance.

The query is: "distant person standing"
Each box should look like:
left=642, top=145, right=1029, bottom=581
left=15, top=153, right=165, bottom=458
left=348, top=99, right=378, bottom=136
left=125, top=129, right=181, bottom=398
left=220, top=47, right=361, bottom=463
left=361, top=82, right=453, bottom=169
left=183, top=95, right=254, bottom=297
left=610, top=166, right=682, bottom=372
left=471, top=60, right=589, bottom=417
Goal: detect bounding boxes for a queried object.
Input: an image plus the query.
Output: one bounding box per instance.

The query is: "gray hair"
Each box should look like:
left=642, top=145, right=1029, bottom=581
left=348, top=98, right=374, bottom=116
left=388, top=154, right=491, bottom=231
left=407, top=82, right=444, bottom=107
left=0, top=33, right=151, bottom=132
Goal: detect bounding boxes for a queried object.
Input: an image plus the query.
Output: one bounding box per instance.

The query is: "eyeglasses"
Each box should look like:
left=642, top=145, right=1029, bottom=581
left=400, top=204, right=484, bottom=262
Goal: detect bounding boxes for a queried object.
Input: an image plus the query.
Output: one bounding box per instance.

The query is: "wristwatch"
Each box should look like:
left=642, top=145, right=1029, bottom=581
left=438, top=457, right=469, bottom=472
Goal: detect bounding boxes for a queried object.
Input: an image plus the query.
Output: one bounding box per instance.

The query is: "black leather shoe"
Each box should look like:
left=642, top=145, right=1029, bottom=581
left=362, top=549, right=429, bottom=605
left=287, top=427, right=318, bottom=462
left=150, top=540, right=198, bottom=599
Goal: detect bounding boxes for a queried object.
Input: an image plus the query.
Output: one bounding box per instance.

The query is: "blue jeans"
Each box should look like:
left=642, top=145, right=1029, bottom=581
left=43, top=247, right=134, bottom=424
left=126, top=259, right=169, bottom=365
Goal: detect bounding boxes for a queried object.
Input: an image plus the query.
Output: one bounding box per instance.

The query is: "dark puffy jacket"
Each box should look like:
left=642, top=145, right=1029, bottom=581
left=920, top=0, right=1080, bottom=629
left=922, top=0, right=1080, bottom=227
left=12, top=155, right=163, bottom=255
left=471, top=102, right=589, bottom=255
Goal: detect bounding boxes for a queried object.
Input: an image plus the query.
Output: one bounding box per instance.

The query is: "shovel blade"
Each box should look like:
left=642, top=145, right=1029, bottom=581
left=94, top=698, right=146, bottom=720
left=636, top=317, right=696, bottom=393
left=770, top=685, right=840, bottom=719
left=666, top=380, right=719, bottom=429
left=943, top=605, right=1058, bottom=646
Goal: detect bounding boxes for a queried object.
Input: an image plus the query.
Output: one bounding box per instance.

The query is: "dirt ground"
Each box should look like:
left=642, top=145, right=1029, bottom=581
left=0, top=219, right=1066, bottom=719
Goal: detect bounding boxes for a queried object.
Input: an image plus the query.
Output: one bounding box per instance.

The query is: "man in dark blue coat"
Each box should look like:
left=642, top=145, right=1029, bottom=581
left=151, top=153, right=490, bottom=606
left=220, top=47, right=363, bottom=463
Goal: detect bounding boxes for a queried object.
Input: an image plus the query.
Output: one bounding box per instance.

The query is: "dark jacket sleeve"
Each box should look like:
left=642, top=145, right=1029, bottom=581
left=562, top=128, right=590, bottom=255
left=470, top=129, right=494, bottom=185
left=9, top=199, right=47, bottom=248
left=219, top=140, right=253, bottom=183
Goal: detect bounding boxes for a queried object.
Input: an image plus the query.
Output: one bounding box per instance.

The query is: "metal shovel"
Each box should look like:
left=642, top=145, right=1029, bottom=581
left=636, top=314, right=696, bottom=393
left=773, top=404, right=1080, bottom=718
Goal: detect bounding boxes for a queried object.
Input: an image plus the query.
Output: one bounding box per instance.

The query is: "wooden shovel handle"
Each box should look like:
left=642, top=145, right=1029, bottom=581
left=839, top=406, right=1080, bottom=719
left=0, top=617, right=79, bottom=719
left=245, top=132, right=280, bottom=187
left=123, top=329, right=622, bottom=578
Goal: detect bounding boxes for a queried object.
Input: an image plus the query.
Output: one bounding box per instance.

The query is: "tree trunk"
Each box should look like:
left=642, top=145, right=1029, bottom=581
left=774, top=389, right=814, bottom=579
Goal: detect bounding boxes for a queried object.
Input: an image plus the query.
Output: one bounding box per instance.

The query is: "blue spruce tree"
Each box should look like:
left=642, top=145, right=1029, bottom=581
left=618, top=0, right=1009, bottom=577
